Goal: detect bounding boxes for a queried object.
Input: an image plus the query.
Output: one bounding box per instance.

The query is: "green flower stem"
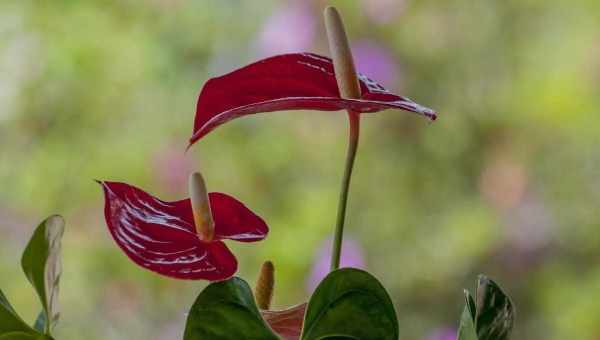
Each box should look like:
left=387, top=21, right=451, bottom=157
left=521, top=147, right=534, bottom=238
left=330, top=111, right=360, bottom=271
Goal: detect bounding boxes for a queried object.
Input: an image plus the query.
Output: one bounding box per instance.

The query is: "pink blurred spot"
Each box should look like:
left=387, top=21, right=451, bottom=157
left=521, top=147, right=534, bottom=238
left=426, top=327, right=456, bottom=340
left=505, top=193, right=553, bottom=253
left=306, top=237, right=366, bottom=293
left=257, top=2, right=316, bottom=56
left=479, top=155, right=527, bottom=212
left=152, top=144, right=194, bottom=195
left=353, top=40, right=401, bottom=88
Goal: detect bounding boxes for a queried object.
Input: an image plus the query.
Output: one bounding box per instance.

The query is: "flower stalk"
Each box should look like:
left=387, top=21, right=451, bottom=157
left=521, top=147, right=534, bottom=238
left=324, top=6, right=362, bottom=271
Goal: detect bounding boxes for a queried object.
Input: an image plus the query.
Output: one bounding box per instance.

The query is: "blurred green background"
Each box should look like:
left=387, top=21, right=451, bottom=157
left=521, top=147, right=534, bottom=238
left=1, top=0, right=599, bottom=339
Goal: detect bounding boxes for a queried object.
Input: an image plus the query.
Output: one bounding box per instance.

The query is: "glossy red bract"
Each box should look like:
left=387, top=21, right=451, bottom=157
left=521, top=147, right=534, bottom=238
left=190, top=53, right=437, bottom=146
left=261, top=303, right=307, bottom=340
left=99, top=181, right=268, bottom=281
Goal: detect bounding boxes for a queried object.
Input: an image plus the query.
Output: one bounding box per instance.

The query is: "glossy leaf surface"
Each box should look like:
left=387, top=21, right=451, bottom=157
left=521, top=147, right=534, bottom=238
left=190, top=53, right=437, bottom=145
left=261, top=303, right=307, bottom=340
left=99, top=181, right=268, bottom=280
left=184, top=277, right=279, bottom=340
left=475, top=276, right=514, bottom=340
left=0, top=290, right=36, bottom=336
left=301, top=268, right=398, bottom=340
left=20, top=215, right=64, bottom=334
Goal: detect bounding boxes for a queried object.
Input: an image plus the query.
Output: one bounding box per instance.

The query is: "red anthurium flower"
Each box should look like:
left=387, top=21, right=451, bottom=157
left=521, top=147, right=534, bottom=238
left=262, top=303, right=307, bottom=340
left=189, top=52, right=436, bottom=146
left=98, top=180, right=268, bottom=281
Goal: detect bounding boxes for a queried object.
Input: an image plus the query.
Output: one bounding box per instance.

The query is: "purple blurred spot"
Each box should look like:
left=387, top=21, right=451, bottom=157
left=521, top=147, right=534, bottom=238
left=426, top=327, right=457, bottom=340
left=353, top=40, right=401, bottom=88
left=257, top=2, right=316, bottom=56
left=306, top=237, right=366, bottom=293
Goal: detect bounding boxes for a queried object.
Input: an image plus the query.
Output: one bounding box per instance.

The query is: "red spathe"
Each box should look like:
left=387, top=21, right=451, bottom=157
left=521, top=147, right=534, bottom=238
left=190, top=53, right=436, bottom=146
left=99, top=181, right=268, bottom=281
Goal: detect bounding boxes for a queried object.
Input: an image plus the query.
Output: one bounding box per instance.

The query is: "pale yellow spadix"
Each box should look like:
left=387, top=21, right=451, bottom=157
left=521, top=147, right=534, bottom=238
left=324, top=6, right=361, bottom=100
left=188, top=172, right=214, bottom=241
left=254, top=260, right=275, bottom=310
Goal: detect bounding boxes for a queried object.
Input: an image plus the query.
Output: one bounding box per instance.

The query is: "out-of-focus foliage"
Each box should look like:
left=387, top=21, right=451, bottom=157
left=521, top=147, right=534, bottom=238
left=0, top=0, right=599, bottom=339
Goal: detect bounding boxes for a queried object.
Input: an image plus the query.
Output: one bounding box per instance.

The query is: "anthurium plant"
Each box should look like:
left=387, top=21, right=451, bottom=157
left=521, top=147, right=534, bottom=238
left=1, top=6, right=515, bottom=340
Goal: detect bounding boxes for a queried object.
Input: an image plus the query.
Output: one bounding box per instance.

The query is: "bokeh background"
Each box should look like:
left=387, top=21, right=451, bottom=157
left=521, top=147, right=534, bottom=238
left=1, top=0, right=599, bottom=339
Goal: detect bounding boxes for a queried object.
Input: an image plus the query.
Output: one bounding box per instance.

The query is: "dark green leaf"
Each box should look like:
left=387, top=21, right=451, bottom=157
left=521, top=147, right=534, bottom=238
left=474, top=275, right=515, bottom=340
left=301, top=268, right=398, bottom=340
left=465, top=290, right=476, bottom=321
left=0, top=290, right=36, bottom=335
left=183, top=277, right=279, bottom=340
left=21, top=215, right=65, bottom=335
left=457, top=291, right=477, bottom=340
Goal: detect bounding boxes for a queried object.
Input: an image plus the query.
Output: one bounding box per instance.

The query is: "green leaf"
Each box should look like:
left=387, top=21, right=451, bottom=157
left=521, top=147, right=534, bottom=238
left=183, top=277, right=279, bottom=340
left=474, top=275, right=514, bottom=340
left=0, top=290, right=36, bottom=335
left=457, top=291, right=477, bottom=340
left=0, top=332, right=40, bottom=340
left=0, top=333, right=51, bottom=340
left=465, top=290, right=476, bottom=321
left=32, top=312, right=46, bottom=334
left=301, top=268, right=398, bottom=340
left=20, top=215, right=65, bottom=334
